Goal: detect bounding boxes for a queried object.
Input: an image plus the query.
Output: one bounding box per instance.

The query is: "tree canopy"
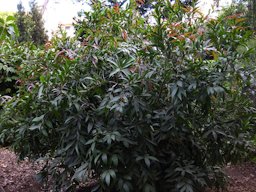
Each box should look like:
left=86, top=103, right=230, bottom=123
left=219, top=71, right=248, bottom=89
left=15, top=1, right=48, bottom=45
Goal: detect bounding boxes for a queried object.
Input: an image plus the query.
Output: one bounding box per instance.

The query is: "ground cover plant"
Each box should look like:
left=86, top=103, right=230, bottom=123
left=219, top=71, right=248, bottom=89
left=0, top=0, right=256, bottom=191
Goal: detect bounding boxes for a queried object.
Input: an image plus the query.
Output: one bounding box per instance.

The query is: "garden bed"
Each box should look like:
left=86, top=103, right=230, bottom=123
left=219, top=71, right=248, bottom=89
left=0, top=148, right=41, bottom=192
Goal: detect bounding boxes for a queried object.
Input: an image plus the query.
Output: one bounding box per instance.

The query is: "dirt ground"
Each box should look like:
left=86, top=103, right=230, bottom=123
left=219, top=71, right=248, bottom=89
left=1, top=147, right=256, bottom=192
left=223, top=162, right=256, bottom=192
left=0, top=148, right=41, bottom=192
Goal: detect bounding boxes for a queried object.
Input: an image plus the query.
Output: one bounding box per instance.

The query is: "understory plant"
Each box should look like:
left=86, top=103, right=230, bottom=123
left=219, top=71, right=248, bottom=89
left=0, top=1, right=256, bottom=191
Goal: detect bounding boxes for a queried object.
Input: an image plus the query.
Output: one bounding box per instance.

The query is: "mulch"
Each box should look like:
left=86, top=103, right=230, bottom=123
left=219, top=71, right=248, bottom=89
left=1, top=147, right=256, bottom=192
left=223, top=162, right=256, bottom=192
left=0, top=148, right=41, bottom=192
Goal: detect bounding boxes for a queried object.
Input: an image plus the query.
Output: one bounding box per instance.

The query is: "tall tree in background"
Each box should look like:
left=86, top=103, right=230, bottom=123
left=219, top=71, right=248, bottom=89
left=30, top=0, right=48, bottom=45
left=15, top=2, right=31, bottom=42
left=15, top=1, right=48, bottom=45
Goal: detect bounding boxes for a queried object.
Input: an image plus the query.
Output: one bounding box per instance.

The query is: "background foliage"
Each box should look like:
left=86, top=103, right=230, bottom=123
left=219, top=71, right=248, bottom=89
left=15, top=1, right=48, bottom=45
left=0, top=15, right=20, bottom=96
left=219, top=0, right=256, bottom=30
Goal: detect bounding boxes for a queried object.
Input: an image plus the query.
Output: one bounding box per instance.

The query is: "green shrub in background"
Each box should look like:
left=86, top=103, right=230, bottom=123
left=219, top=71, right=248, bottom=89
left=0, top=15, right=44, bottom=97
left=1, top=0, right=256, bottom=191
left=0, top=16, right=19, bottom=96
left=218, top=0, right=256, bottom=31
left=0, top=15, right=18, bottom=41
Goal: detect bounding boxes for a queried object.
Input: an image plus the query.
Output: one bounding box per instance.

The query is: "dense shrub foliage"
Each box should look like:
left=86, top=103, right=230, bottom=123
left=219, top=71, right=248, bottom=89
left=1, top=1, right=256, bottom=191
left=0, top=15, right=44, bottom=97
left=0, top=15, right=18, bottom=40
left=0, top=16, right=20, bottom=96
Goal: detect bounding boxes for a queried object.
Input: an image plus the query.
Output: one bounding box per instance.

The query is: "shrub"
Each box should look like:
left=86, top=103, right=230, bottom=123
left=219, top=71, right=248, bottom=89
left=1, top=1, right=256, bottom=191
left=0, top=15, right=45, bottom=97
left=0, top=16, right=20, bottom=96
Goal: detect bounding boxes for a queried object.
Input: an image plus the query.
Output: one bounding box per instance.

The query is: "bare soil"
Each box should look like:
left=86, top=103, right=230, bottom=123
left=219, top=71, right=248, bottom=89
left=223, top=162, right=256, bottom=192
left=0, top=148, right=41, bottom=192
left=1, top=147, right=256, bottom=192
